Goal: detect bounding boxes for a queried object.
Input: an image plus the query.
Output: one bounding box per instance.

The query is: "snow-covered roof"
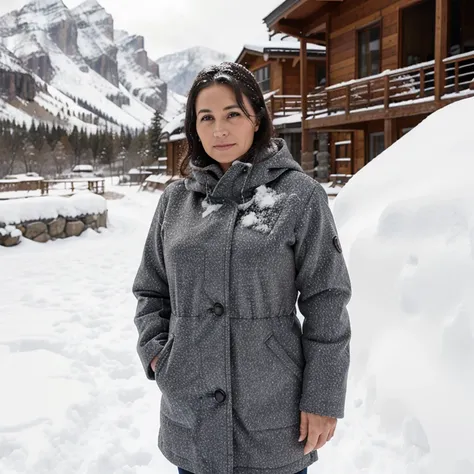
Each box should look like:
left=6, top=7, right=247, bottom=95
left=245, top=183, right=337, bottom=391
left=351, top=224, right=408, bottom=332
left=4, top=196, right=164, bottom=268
left=273, top=113, right=302, bottom=127
left=146, top=174, right=173, bottom=184
left=240, top=40, right=325, bottom=58
left=0, top=173, right=44, bottom=182
left=161, top=112, right=185, bottom=137
left=128, top=168, right=151, bottom=175
left=73, top=165, right=94, bottom=172
left=168, top=133, right=186, bottom=143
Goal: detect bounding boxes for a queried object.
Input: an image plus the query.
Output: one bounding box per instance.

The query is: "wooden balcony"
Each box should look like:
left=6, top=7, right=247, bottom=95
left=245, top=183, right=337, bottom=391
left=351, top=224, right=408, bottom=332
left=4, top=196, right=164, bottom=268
left=266, top=94, right=303, bottom=118
left=266, top=52, right=474, bottom=129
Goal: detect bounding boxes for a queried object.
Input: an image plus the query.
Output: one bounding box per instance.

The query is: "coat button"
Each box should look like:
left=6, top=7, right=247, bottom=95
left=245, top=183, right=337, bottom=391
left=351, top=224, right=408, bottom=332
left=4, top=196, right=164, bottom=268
left=214, top=389, right=226, bottom=403
left=213, top=303, right=224, bottom=316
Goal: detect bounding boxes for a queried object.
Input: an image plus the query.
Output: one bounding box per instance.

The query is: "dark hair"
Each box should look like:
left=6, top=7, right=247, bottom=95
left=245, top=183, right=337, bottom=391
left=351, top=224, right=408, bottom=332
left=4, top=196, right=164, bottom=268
left=179, top=61, right=275, bottom=177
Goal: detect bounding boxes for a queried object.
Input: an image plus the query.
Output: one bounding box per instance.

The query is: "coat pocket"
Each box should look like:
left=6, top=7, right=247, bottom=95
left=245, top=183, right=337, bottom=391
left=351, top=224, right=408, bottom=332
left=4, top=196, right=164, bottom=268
left=154, top=331, right=202, bottom=429
left=154, top=334, right=175, bottom=382
left=232, top=330, right=304, bottom=431
left=264, top=333, right=303, bottom=381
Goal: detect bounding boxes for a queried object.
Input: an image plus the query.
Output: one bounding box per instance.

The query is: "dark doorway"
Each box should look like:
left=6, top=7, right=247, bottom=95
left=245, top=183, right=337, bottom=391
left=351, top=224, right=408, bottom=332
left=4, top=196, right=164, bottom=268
left=401, top=0, right=436, bottom=67
left=449, top=0, right=474, bottom=56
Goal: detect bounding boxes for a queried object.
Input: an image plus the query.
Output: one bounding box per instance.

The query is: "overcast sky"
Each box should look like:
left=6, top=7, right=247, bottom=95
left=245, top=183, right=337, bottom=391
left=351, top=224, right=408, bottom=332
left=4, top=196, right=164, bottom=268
left=0, top=0, right=285, bottom=59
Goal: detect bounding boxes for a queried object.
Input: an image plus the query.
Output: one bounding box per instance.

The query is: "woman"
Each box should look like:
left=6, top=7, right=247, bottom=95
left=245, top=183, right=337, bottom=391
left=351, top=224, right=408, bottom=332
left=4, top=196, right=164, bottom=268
left=132, top=62, right=352, bottom=474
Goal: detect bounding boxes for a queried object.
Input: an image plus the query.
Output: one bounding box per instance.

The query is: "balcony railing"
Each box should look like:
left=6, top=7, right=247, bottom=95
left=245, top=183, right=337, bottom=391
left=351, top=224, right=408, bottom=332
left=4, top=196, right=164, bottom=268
left=444, top=51, right=474, bottom=96
left=266, top=52, right=474, bottom=121
left=310, top=60, right=437, bottom=117
left=267, top=94, right=301, bottom=117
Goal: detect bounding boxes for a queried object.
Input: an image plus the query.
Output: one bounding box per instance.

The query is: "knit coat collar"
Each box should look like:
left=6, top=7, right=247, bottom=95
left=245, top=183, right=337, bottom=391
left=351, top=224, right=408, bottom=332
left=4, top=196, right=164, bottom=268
left=184, top=138, right=304, bottom=204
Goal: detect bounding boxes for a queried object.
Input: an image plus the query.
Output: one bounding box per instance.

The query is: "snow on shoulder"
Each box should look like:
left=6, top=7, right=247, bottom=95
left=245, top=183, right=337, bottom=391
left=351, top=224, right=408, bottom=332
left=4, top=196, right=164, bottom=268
left=0, top=191, right=107, bottom=225
left=330, top=96, right=474, bottom=473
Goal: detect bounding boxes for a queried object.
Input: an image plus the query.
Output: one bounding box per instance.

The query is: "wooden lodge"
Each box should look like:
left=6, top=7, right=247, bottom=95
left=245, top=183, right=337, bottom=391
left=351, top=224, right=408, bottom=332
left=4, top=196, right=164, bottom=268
left=159, top=0, right=474, bottom=187
left=236, top=40, right=326, bottom=164
left=264, top=0, right=474, bottom=182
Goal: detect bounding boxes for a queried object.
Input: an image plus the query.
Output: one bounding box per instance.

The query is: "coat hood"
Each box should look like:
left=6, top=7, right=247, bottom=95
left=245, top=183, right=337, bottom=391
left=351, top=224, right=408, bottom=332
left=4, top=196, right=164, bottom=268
left=184, top=138, right=304, bottom=204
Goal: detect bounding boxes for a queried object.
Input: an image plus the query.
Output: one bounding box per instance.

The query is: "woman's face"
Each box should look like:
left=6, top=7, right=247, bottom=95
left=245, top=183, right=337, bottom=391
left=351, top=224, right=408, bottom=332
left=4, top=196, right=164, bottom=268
left=195, top=84, right=259, bottom=171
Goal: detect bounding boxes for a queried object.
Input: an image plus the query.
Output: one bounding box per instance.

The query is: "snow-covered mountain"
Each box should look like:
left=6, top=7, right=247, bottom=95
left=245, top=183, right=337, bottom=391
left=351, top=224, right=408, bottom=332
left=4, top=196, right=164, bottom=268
left=71, top=0, right=119, bottom=87
left=0, top=0, right=182, bottom=131
left=156, top=46, right=233, bottom=96
left=115, top=31, right=166, bottom=112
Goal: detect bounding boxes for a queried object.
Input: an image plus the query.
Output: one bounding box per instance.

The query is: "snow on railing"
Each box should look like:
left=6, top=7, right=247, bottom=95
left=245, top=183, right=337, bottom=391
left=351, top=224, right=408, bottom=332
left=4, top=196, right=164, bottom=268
left=266, top=53, right=474, bottom=122
left=444, top=51, right=474, bottom=95
left=308, top=61, right=436, bottom=117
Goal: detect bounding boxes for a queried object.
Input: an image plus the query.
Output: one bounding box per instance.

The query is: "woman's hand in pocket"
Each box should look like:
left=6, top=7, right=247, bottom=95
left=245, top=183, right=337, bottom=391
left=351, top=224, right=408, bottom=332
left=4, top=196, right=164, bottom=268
left=151, top=355, right=159, bottom=373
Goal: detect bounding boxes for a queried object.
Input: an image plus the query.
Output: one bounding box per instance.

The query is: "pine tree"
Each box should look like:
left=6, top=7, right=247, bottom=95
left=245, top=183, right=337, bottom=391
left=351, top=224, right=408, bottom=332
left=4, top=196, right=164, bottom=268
left=149, top=110, right=163, bottom=162
left=37, top=142, right=54, bottom=177
left=69, top=125, right=80, bottom=165
left=22, top=140, right=37, bottom=173
left=53, top=141, right=67, bottom=176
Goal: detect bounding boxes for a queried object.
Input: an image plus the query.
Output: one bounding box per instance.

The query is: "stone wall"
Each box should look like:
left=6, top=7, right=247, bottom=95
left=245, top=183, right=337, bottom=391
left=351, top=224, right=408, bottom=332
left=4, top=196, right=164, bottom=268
left=0, top=210, right=107, bottom=247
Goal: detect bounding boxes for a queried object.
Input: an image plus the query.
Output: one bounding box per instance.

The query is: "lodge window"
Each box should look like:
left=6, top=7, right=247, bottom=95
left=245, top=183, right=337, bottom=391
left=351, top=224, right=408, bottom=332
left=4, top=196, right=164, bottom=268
left=315, top=63, right=326, bottom=87
left=358, top=24, right=381, bottom=78
left=401, top=0, right=435, bottom=67
left=369, top=132, right=385, bottom=161
left=254, top=66, right=271, bottom=93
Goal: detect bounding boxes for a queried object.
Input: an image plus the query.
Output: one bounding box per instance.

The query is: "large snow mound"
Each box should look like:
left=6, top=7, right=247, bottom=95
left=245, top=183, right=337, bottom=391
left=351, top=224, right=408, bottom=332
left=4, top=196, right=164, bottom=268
left=329, top=96, right=474, bottom=473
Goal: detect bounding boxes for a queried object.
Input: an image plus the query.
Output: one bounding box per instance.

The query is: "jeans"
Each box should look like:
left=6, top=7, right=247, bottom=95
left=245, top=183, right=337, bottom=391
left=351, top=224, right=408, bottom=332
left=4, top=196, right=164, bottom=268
left=178, top=468, right=308, bottom=474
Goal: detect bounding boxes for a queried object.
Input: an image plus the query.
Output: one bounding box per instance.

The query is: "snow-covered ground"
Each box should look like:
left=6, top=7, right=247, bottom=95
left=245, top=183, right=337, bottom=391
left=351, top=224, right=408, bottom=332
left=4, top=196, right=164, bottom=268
left=0, top=181, right=170, bottom=474
left=1, top=91, right=474, bottom=474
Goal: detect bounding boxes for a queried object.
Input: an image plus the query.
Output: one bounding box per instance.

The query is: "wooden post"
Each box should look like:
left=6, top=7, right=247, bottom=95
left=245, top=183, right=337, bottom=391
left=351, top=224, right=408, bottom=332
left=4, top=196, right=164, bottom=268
left=300, top=38, right=308, bottom=122
left=351, top=132, right=356, bottom=176
left=384, top=118, right=396, bottom=150
left=454, top=62, right=459, bottom=93
left=300, top=37, right=313, bottom=178
left=345, top=85, right=350, bottom=115
left=420, top=69, right=426, bottom=97
left=326, top=17, right=331, bottom=88
left=435, top=0, right=448, bottom=101
left=384, top=75, right=390, bottom=109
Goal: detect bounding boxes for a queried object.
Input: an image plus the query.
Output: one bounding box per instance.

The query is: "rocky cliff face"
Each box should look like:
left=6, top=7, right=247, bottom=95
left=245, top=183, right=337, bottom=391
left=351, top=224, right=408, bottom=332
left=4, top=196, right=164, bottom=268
left=26, top=54, right=53, bottom=83
left=0, top=70, right=36, bottom=101
left=72, top=0, right=118, bottom=86
left=116, top=32, right=167, bottom=111
left=0, top=44, right=36, bottom=101
left=0, top=0, right=226, bottom=130
left=0, top=0, right=167, bottom=120
left=0, top=0, right=78, bottom=83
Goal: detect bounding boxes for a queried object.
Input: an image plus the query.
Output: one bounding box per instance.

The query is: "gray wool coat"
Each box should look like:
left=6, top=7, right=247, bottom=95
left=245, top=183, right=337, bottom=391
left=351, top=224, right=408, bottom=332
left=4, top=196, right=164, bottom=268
left=132, top=137, right=352, bottom=474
